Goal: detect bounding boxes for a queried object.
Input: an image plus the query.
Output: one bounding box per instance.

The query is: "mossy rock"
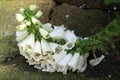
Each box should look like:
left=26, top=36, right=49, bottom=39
left=50, top=4, right=115, bottom=37
left=0, top=35, right=18, bottom=63
left=54, top=0, right=120, bottom=10
left=0, top=0, right=56, bottom=38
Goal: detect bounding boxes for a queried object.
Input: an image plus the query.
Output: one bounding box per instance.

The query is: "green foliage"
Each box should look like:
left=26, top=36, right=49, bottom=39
left=74, top=16, right=120, bottom=55
left=104, top=0, right=120, bottom=5
left=104, top=0, right=113, bottom=5
left=21, top=7, right=42, bottom=41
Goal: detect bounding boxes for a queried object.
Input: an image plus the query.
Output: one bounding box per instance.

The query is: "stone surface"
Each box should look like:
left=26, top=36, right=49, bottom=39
left=54, top=0, right=120, bottom=10
left=0, top=0, right=119, bottom=80
left=0, top=55, right=110, bottom=80
left=0, top=35, right=18, bottom=63
left=0, top=0, right=56, bottom=38
left=50, top=3, right=115, bottom=37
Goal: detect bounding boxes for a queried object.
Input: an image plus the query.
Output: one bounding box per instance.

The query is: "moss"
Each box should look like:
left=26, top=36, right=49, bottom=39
left=0, top=35, right=18, bottom=63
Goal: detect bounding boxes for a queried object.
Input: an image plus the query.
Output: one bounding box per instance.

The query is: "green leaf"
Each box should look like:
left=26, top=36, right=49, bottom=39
left=104, top=0, right=113, bottom=5
left=113, top=0, right=120, bottom=3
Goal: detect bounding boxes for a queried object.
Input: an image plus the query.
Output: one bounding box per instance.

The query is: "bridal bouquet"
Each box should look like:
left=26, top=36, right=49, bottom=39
left=16, top=4, right=105, bottom=74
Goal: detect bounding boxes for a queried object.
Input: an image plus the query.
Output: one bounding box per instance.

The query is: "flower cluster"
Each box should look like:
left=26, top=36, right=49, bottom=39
left=16, top=4, right=105, bottom=74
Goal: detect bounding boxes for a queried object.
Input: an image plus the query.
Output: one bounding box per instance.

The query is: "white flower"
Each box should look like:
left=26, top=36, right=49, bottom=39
left=63, top=41, right=75, bottom=50
left=64, top=30, right=77, bottom=43
left=41, top=38, right=52, bottom=55
left=68, top=53, right=80, bottom=72
left=31, top=17, right=40, bottom=24
left=25, top=34, right=35, bottom=54
left=83, top=37, right=89, bottom=40
left=29, top=4, right=37, bottom=11
left=20, top=8, right=25, bottom=13
left=79, top=53, right=89, bottom=72
left=57, top=54, right=72, bottom=74
left=16, top=13, right=24, bottom=22
left=45, top=60, right=56, bottom=73
left=34, top=64, right=42, bottom=70
left=35, top=10, right=43, bottom=18
left=39, top=28, right=49, bottom=39
left=27, top=59, right=37, bottom=65
left=16, top=23, right=27, bottom=31
left=76, top=55, right=84, bottom=71
left=77, top=53, right=89, bottom=72
left=49, top=43, right=59, bottom=53
left=31, top=41, right=42, bottom=62
left=16, top=30, right=28, bottom=42
left=50, top=25, right=66, bottom=40
left=89, top=55, right=105, bottom=66
left=17, top=38, right=31, bottom=59
left=42, top=23, right=53, bottom=32
left=55, top=45, right=64, bottom=54
left=52, top=51, right=67, bottom=63
left=25, top=21, right=31, bottom=26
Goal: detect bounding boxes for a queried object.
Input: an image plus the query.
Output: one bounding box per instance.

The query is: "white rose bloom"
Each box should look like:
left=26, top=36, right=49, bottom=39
left=39, top=28, right=49, bottom=39
left=41, top=38, right=52, bottom=55
left=29, top=4, right=37, bottom=11
left=31, top=41, right=42, bottom=62
left=42, top=23, right=53, bottom=32
left=52, top=51, right=67, bottom=63
left=16, top=13, right=24, bottom=22
left=31, top=17, right=40, bottom=24
left=64, top=30, right=77, bottom=43
left=89, top=55, right=105, bottom=66
left=49, top=25, right=66, bottom=40
left=63, top=41, right=75, bottom=50
left=57, top=53, right=72, bottom=74
left=35, top=10, right=43, bottom=18
left=68, top=53, right=80, bottom=72
left=49, top=43, right=59, bottom=53
left=16, top=23, right=27, bottom=31
left=16, top=30, right=28, bottom=42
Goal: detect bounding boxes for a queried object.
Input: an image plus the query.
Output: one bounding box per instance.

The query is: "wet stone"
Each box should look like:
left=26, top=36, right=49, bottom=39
left=0, top=0, right=56, bottom=38
left=54, top=0, right=120, bottom=10
left=50, top=3, right=115, bottom=37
